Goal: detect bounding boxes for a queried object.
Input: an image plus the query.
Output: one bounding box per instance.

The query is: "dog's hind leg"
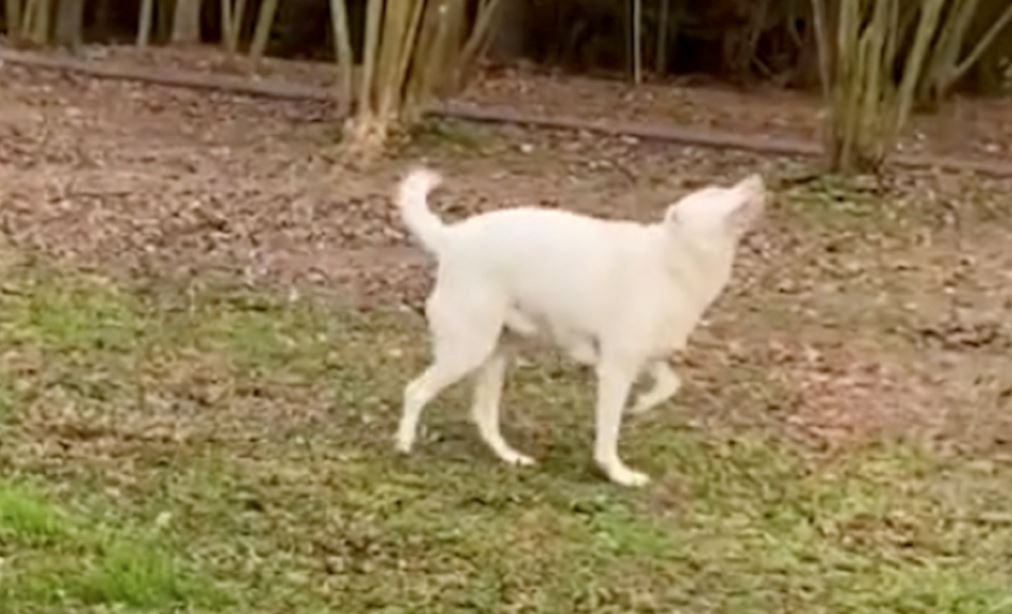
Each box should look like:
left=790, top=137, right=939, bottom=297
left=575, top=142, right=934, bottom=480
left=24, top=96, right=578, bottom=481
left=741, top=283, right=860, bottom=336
left=395, top=288, right=505, bottom=454
left=471, top=347, right=534, bottom=466
left=593, top=359, right=650, bottom=486
left=628, top=361, right=682, bottom=415
left=396, top=349, right=496, bottom=454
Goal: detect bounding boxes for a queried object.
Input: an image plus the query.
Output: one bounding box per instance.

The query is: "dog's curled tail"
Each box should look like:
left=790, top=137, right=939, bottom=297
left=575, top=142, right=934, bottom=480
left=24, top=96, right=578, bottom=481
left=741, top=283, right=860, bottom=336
left=397, top=167, right=447, bottom=254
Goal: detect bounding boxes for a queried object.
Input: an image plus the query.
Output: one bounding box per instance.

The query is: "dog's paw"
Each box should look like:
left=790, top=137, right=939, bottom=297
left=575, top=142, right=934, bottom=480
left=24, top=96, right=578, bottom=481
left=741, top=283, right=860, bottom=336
left=603, top=464, right=651, bottom=487
left=493, top=445, right=535, bottom=466
left=394, top=435, right=414, bottom=455
left=614, top=469, right=651, bottom=487
left=502, top=450, right=536, bottom=467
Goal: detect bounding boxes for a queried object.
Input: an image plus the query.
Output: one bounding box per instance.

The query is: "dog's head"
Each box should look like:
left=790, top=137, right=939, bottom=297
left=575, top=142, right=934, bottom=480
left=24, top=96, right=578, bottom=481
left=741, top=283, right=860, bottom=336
left=663, top=175, right=766, bottom=248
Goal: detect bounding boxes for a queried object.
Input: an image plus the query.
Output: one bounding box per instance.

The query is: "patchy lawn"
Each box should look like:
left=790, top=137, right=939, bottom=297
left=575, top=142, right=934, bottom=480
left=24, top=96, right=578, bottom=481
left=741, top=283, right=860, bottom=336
left=2, top=59, right=1012, bottom=612
left=1, top=247, right=1012, bottom=612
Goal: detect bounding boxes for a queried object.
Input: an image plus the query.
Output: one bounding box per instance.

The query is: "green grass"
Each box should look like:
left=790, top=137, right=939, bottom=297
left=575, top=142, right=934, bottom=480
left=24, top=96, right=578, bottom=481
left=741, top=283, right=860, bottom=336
left=0, top=480, right=225, bottom=611
left=0, top=482, right=70, bottom=547
left=1, top=259, right=1011, bottom=612
left=409, top=119, right=493, bottom=153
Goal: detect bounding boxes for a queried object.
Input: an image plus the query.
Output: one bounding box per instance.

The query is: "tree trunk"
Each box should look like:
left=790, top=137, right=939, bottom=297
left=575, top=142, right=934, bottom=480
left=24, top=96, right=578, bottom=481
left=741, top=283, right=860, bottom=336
left=249, top=0, right=279, bottom=59
left=53, top=0, right=84, bottom=50
left=171, top=0, right=201, bottom=45
left=136, top=0, right=154, bottom=46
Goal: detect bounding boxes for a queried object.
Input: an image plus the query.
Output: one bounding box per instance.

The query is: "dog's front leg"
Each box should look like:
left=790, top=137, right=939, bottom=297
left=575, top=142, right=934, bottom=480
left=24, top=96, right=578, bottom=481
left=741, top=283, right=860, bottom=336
left=593, top=360, right=650, bottom=486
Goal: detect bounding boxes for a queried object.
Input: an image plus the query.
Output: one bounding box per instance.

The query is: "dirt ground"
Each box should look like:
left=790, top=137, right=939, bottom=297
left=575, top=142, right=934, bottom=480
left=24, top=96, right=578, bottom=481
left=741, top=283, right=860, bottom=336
left=91, top=43, right=1012, bottom=164
left=2, top=54, right=1012, bottom=447
left=3, top=49, right=1012, bottom=612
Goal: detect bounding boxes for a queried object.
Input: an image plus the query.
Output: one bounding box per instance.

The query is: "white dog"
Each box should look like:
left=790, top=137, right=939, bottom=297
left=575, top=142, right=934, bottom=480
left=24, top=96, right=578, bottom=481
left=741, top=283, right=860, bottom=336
left=394, top=167, right=766, bottom=486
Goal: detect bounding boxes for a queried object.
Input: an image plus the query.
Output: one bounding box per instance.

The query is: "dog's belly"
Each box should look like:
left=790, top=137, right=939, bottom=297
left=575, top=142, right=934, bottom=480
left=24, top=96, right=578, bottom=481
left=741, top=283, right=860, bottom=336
left=504, top=307, right=598, bottom=365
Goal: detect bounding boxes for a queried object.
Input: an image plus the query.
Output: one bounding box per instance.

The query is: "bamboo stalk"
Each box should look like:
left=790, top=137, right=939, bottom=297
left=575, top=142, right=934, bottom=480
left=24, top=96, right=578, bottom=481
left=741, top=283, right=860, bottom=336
left=457, top=0, right=502, bottom=83
left=171, top=0, right=201, bottom=45
left=862, top=0, right=890, bottom=165
left=356, top=0, right=384, bottom=124
left=382, top=0, right=426, bottom=117
left=404, top=1, right=441, bottom=112
left=834, top=0, right=859, bottom=170
left=894, top=0, right=945, bottom=131
left=375, top=0, right=423, bottom=119
left=328, top=0, right=354, bottom=107
left=156, top=0, right=171, bottom=41
left=655, top=0, right=670, bottom=75
left=952, top=2, right=1012, bottom=82
left=29, top=0, right=49, bottom=45
left=437, top=0, right=467, bottom=96
left=53, top=0, right=84, bottom=50
left=809, top=0, right=831, bottom=101
left=137, top=0, right=154, bottom=46
left=921, top=0, right=977, bottom=101
left=20, top=0, right=36, bottom=38
left=410, top=0, right=448, bottom=105
left=632, top=0, right=643, bottom=84
left=230, top=0, right=247, bottom=51
left=451, top=1, right=500, bottom=92
left=343, top=0, right=507, bottom=153
left=5, top=0, right=21, bottom=40
left=250, top=0, right=278, bottom=59
left=371, top=0, right=398, bottom=119
left=220, top=0, right=232, bottom=48
left=221, top=0, right=247, bottom=52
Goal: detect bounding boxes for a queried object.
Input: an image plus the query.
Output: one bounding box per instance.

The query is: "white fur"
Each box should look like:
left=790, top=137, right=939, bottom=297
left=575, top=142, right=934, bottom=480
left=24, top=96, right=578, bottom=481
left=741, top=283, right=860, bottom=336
left=394, top=167, right=766, bottom=486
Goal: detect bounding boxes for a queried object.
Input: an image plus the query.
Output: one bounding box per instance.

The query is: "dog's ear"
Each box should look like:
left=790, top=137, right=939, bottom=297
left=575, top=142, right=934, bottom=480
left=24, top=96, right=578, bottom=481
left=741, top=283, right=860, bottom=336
left=727, top=174, right=766, bottom=233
